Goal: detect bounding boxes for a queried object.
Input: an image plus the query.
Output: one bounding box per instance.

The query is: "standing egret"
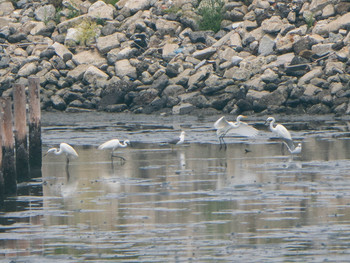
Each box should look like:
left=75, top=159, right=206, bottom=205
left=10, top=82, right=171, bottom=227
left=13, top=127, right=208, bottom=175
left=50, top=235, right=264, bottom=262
left=265, top=116, right=301, bottom=155
left=44, top=143, right=79, bottom=165
left=214, top=115, right=258, bottom=150
left=98, top=139, right=130, bottom=161
left=169, top=131, right=186, bottom=146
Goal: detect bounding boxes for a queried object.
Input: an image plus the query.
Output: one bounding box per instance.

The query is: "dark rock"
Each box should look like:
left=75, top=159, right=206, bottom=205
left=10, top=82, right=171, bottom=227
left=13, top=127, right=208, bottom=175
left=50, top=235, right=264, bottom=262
left=293, top=38, right=312, bottom=55
left=236, top=99, right=253, bottom=112
left=0, top=56, right=10, bottom=69
left=51, top=95, right=66, bottom=111
left=105, top=104, right=128, bottom=112
left=40, top=48, right=56, bottom=59
left=166, top=63, right=180, bottom=78
left=7, top=32, right=27, bottom=43
left=210, top=93, right=234, bottom=110
left=307, top=103, right=331, bottom=114
left=151, top=74, right=168, bottom=92
left=99, top=78, right=130, bottom=109
left=185, top=31, right=214, bottom=44
left=63, top=91, right=84, bottom=104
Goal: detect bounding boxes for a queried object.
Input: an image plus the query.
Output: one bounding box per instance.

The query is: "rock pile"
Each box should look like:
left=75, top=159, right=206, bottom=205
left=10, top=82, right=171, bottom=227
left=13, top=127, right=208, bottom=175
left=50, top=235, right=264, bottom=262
left=0, top=0, right=350, bottom=115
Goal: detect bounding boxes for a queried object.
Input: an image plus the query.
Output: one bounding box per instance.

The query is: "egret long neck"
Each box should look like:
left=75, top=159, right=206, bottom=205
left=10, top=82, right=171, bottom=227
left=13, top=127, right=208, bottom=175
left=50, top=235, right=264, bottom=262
left=120, top=142, right=128, bottom=147
left=269, top=119, right=276, bottom=130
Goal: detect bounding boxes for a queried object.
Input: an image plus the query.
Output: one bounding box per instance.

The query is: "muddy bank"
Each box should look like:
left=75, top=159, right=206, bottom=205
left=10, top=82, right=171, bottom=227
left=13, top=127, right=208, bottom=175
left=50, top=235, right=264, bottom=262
left=41, top=112, right=350, bottom=147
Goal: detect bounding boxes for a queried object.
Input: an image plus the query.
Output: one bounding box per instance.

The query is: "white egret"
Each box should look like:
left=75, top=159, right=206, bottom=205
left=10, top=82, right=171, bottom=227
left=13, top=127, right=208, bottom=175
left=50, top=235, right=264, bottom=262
left=45, top=143, right=79, bottom=165
left=169, top=131, right=186, bottom=146
left=214, top=115, right=258, bottom=149
left=284, top=142, right=302, bottom=155
left=265, top=117, right=300, bottom=155
left=98, top=139, right=130, bottom=161
left=265, top=117, right=292, bottom=140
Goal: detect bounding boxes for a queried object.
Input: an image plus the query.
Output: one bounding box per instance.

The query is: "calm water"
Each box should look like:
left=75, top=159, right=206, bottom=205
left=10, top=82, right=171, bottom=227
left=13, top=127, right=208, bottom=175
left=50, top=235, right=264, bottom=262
left=1, top=113, right=350, bottom=262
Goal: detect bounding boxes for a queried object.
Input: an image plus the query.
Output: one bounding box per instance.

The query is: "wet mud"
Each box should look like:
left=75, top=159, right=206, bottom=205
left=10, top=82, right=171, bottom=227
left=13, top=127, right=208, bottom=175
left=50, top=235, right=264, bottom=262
left=1, top=113, right=350, bottom=262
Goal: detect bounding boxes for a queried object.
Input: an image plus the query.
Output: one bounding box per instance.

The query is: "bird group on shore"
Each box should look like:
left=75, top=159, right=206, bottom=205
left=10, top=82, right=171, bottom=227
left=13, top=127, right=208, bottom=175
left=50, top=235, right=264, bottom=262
left=44, top=115, right=301, bottom=166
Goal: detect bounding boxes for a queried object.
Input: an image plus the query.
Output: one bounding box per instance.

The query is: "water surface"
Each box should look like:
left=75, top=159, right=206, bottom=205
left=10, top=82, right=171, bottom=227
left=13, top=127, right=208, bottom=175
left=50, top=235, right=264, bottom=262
left=1, top=113, right=350, bottom=262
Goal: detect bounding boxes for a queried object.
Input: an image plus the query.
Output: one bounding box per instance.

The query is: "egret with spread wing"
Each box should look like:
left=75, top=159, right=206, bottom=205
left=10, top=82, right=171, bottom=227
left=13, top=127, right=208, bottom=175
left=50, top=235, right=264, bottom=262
left=98, top=139, right=130, bottom=161
left=214, top=115, right=259, bottom=150
left=44, top=143, right=79, bottom=165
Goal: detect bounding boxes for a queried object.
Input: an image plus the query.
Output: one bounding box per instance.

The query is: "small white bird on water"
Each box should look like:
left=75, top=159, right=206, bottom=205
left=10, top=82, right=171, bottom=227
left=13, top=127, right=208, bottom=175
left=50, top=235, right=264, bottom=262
left=45, top=143, right=79, bottom=165
left=265, top=116, right=302, bottom=155
left=98, top=139, right=130, bottom=161
left=169, top=131, right=186, bottom=146
left=214, top=115, right=258, bottom=150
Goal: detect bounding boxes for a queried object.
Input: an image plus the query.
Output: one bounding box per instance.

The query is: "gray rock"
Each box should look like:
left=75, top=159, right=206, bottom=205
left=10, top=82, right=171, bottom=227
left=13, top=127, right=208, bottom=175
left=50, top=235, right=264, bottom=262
left=51, top=95, right=67, bottom=111
left=162, top=84, right=185, bottom=98
left=73, top=50, right=107, bottom=67
left=188, top=64, right=212, bottom=90
left=261, top=16, right=283, bottom=33
left=18, top=62, right=37, bottom=77
left=115, top=59, right=137, bottom=79
left=117, top=0, right=152, bottom=14
left=67, top=64, right=90, bottom=81
left=192, top=47, right=216, bottom=60
left=105, top=104, right=128, bottom=112
left=96, top=32, right=124, bottom=54
left=83, top=65, right=109, bottom=84
left=258, top=34, right=275, bottom=56
left=172, top=103, right=196, bottom=115
left=0, top=2, right=14, bottom=15
left=51, top=42, right=73, bottom=62
left=34, top=5, right=56, bottom=22
left=298, top=67, right=323, bottom=85
left=88, top=0, right=115, bottom=20
left=133, top=88, right=158, bottom=106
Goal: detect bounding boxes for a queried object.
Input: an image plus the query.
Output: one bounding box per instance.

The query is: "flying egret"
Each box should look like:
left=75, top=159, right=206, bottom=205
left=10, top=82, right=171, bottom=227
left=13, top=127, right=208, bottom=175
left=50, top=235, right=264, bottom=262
left=265, top=116, right=295, bottom=151
left=214, top=115, right=258, bottom=150
left=44, top=143, right=79, bottom=165
left=169, top=131, right=186, bottom=146
left=98, top=139, right=130, bottom=161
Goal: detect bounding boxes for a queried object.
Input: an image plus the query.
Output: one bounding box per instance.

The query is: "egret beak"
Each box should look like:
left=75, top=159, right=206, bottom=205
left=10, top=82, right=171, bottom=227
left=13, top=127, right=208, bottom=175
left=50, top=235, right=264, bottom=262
left=43, top=151, right=49, bottom=157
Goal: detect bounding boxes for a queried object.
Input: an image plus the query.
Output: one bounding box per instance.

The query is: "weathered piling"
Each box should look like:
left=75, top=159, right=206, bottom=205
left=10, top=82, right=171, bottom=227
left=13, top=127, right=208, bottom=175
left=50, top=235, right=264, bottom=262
left=0, top=109, right=4, bottom=203
left=28, top=77, right=42, bottom=177
left=1, top=97, right=16, bottom=195
left=13, top=83, right=30, bottom=182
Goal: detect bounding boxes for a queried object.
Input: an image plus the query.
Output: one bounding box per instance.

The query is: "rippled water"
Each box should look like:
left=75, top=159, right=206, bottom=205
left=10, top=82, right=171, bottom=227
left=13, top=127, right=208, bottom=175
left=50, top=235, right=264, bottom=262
left=1, top=113, right=350, bottom=262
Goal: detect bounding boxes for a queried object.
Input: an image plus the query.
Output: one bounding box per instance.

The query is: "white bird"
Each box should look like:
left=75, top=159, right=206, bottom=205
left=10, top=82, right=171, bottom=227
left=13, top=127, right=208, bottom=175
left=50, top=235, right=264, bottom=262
left=98, top=139, right=130, bottom=161
left=214, top=115, right=258, bottom=149
left=45, top=143, right=79, bottom=165
left=169, top=131, right=186, bottom=146
left=265, top=117, right=300, bottom=155
left=284, top=142, right=302, bottom=155
left=265, top=117, right=292, bottom=141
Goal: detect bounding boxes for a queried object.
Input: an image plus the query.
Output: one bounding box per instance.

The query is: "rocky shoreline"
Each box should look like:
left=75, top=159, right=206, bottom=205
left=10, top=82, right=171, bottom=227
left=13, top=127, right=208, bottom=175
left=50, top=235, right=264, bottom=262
left=0, top=0, right=350, bottom=115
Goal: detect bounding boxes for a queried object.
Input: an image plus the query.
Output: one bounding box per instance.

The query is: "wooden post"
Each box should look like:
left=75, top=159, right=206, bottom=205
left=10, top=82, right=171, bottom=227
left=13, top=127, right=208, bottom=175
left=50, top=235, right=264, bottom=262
left=0, top=109, right=4, bottom=203
left=28, top=77, right=42, bottom=177
left=1, top=97, right=16, bottom=195
left=13, top=83, right=30, bottom=182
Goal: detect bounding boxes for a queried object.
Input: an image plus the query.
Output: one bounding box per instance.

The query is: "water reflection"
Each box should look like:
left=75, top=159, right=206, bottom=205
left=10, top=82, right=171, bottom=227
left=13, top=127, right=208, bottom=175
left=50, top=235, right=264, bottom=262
left=2, top=137, right=350, bottom=261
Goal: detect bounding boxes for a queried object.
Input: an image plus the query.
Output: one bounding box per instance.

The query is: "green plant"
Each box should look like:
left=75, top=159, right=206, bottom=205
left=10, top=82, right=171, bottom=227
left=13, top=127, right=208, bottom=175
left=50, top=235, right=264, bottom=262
left=103, top=0, right=118, bottom=6
left=67, top=3, right=80, bottom=19
left=77, top=19, right=99, bottom=46
left=163, top=5, right=181, bottom=15
left=197, top=0, right=224, bottom=33
left=304, top=11, right=315, bottom=29
left=54, top=7, right=62, bottom=24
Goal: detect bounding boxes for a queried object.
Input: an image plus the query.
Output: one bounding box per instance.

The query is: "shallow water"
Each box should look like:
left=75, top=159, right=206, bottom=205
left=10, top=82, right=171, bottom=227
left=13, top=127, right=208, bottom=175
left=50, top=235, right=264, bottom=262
left=2, top=113, right=350, bottom=262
